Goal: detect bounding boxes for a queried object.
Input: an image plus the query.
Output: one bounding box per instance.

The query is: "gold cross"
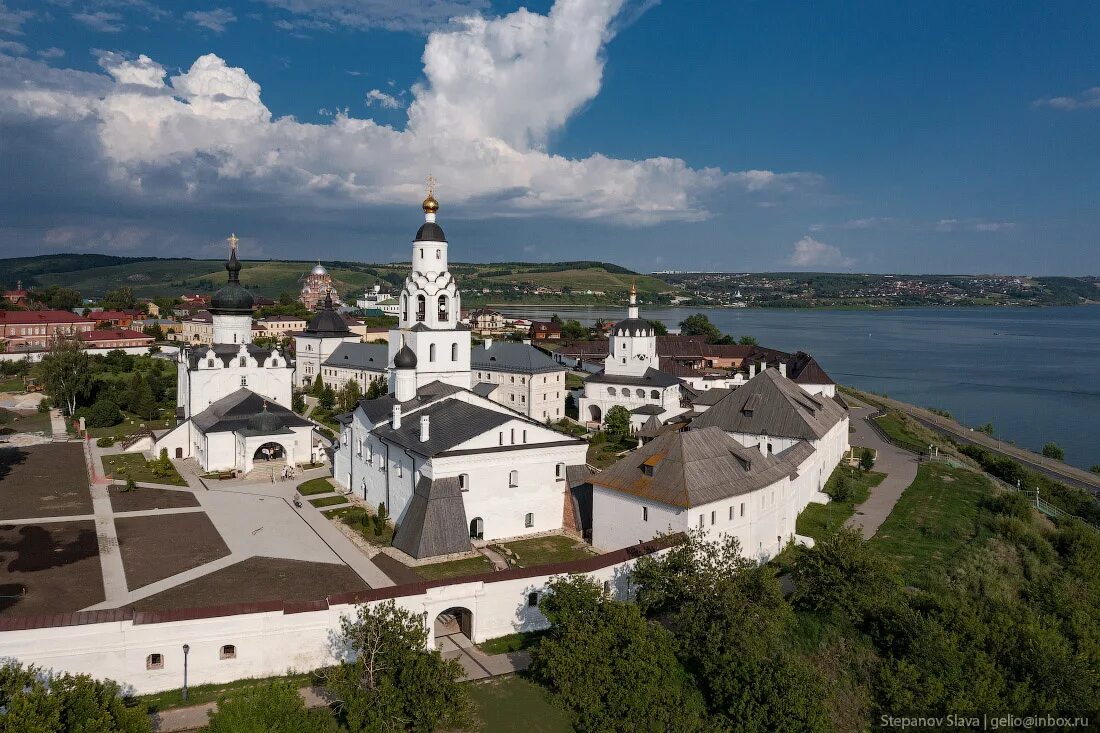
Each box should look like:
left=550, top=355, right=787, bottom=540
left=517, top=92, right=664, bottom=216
left=227, top=233, right=239, bottom=251
left=426, top=173, right=437, bottom=197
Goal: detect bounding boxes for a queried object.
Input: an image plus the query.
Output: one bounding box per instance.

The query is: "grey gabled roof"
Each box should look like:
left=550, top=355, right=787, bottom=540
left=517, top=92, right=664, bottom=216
left=471, top=382, right=498, bottom=398
left=585, top=367, right=681, bottom=388
left=471, top=342, right=561, bottom=374
left=370, top=398, right=513, bottom=457
left=631, top=404, right=664, bottom=415
left=355, top=381, right=465, bottom=425
left=691, top=368, right=846, bottom=441
left=591, top=426, right=814, bottom=508
left=691, top=387, right=734, bottom=407
left=191, top=388, right=312, bottom=435
left=391, top=476, right=471, bottom=559
left=322, top=342, right=388, bottom=371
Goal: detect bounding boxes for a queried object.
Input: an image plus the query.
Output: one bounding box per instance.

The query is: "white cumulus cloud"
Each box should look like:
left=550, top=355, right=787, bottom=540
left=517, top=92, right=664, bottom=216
left=0, top=0, right=818, bottom=229
left=0, top=1, right=33, bottom=35
left=365, top=88, right=401, bottom=109
left=788, top=236, right=854, bottom=269
left=1032, top=86, right=1100, bottom=110
left=186, top=8, right=237, bottom=33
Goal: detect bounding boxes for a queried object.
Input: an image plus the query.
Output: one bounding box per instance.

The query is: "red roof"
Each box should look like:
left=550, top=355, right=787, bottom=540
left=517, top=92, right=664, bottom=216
left=80, top=329, right=152, bottom=342
left=0, top=310, right=94, bottom=325
left=92, top=310, right=141, bottom=320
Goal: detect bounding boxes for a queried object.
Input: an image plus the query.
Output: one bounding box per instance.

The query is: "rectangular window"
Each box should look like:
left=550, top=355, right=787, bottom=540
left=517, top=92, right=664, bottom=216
left=729, top=506, right=733, bottom=520
left=643, top=506, right=648, bottom=521
left=240, top=376, right=247, bottom=386
left=740, top=503, right=745, bottom=517
left=711, top=511, right=716, bottom=525
left=525, top=512, right=534, bottom=528
left=698, top=515, right=704, bottom=529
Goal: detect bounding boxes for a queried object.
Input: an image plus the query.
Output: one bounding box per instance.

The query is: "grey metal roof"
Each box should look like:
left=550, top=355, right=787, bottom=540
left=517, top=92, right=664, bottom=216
left=370, top=398, right=513, bottom=457
left=191, top=388, right=312, bottom=435
left=585, top=367, right=681, bottom=388
left=355, top=381, right=464, bottom=424
left=391, top=476, right=471, bottom=559
left=322, top=342, right=388, bottom=371
left=591, top=426, right=814, bottom=509
left=415, top=221, right=447, bottom=242
left=691, top=387, right=734, bottom=407
left=187, top=343, right=282, bottom=369
left=471, top=382, right=498, bottom=398
left=631, top=404, right=664, bottom=415
left=690, top=368, right=847, bottom=441
left=471, top=342, right=562, bottom=374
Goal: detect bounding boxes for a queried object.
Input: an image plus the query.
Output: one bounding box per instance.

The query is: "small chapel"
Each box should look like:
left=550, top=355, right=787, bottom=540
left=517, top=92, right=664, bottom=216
left=155, top=236, right=316, bottom=474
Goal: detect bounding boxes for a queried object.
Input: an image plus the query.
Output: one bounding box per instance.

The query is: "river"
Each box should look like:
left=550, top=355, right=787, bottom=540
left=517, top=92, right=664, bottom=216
left=493, top=304, right=1100, bottom=471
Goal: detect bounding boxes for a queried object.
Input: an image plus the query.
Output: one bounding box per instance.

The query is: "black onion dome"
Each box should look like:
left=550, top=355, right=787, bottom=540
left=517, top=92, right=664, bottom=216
left=415, top=222, right=447, bottom=242
left=247, top=402, right=283, bottom=433
left=613, top=318, right=653, bottom=336
left=393, top=343, right=417, bottom=369
left=305, top=292, right=350, bottom=336
left=210, top=248, right=255, bottom=315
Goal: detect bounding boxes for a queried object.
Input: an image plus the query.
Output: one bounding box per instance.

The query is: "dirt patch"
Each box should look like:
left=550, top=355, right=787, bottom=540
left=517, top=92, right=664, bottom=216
left=115, top=512, right=230, bottom=590
left=108, top=486, right=200, bottom=513
left=370, top=552, right=424, bottom=585
left=0, top=444, right=91, bottom=518
left=132, top=556, right=368, bottom=611
left=0, top=520, right=105, bottom=617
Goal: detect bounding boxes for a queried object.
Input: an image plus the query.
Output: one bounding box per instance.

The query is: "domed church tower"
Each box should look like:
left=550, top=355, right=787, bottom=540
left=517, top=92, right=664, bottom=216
left=605, top=282, right=658, bottom=377
left=387, top=183, right=472, bottom=392
left=210, top=233, right=255, bottom=345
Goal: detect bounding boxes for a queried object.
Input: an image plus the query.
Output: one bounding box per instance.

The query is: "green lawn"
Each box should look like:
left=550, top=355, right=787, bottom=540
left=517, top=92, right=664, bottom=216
left=309, top=495, right=347, bottom=508
left=477, top=629, right=548, bottom=655
left=85, top=412, right=174, bottom=440
left=795, top=467, right=886, bottom=542
left=0, top=407, right=51, bottom=435
left=298, top=477, right=334, bottom=495
left=0, top=376, right=24, bottom=393
left=495, top=535, right=594, bottom=567
left=564, top=373, right=585, bottom=390
left=415, top=555, right=495, bottom=581
left=102, top=453, right=187, bottom=486
left=323, top=505, right=394, bottom=546
left=586, top=436, right=635, bottom=470
left=870, top=463, right=994, bottom=582
left=462, top=676, right=573, bottom=733
left=133, top=671, right=318, bottom=714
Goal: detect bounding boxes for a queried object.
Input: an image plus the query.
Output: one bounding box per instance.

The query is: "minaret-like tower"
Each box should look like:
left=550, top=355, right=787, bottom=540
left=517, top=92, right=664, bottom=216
left=388, top=182, right=472, bottom=392
left=606, top=281, right=657, bottom=377
left=209, top=233, right=255, bottom=345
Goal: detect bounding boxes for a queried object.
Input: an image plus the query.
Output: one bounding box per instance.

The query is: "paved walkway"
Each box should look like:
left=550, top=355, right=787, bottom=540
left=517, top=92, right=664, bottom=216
left=844, top=406, right=919, bottom=539
left=89, top=482, right=130, bottom=604
left=49, top=408, right=68, bottom=440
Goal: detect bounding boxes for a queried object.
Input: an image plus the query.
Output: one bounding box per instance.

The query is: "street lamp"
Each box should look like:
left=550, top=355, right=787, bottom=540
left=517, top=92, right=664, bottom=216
left=182, top=644, right=190, bottom=701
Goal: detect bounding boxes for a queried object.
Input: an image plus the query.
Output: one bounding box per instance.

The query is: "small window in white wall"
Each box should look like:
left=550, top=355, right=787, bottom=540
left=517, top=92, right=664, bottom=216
left=510, top=428, right=515, bottom=444
left=207, top=358, right=214, bottom=367
left=607, top=387, right=615, bottom=396
left=459, top=474, right=469, bottom=491
left=240, top=376, right=247, bottom=387
left=740, top=502, right=745, bottom=517
left=509, top=470, right=519, bottom=487
left=729, top=506, right=734, bottom=520
left=698, top=514, right=704, bottom=529
left=146, top=653, right=163, bottom=670
left=522, top=429, right=527, bottom=442
left=220, top=644, right=236, bottom=660
left=524, top=512, right=534, bottom=528
left=711, top=511, right=716, bottom=525
left=429, top=344, right=436, bottom=362
left=397, top=462, right=403, bottom=478
left=643, top=506, right=648, bottom=521
left=555, top=462, right=564, bottom=480
left=527, top=591, right=538, bottom=607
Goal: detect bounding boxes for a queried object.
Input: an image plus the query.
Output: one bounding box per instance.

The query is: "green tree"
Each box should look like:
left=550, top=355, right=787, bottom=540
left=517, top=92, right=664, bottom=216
left=561, top=319, right=587, bottom=340
left=605, top=405, right=630, bottom=437
left=648, top=319, right=668, bottom=336
left=100, top=287, right=136, bottom=312
left=311, top=374, right=325, bottom=398
left=82, top=399, right=122, bottom=429
left=738, top=335, right=758, bottom=345
left=319, top=384, right=336, bottom=410
left=1042, top=442, right=1065, bottom=461
left=292, top=391, right=306, bottom=413
left=141, top=323, right=165, bottom=341
left=28, top=285, right=82, bottom=311
left=530, top=575, right=705, bottom=733
left=365, top=377, right=387, bottom=400
left=550, top=313, right=563, bottom=324
left=790, top=527, right=899, bottom=621
left=1091, top=465, right=1100, bottom=475
left=977, top=422, right=995, bottom=436
left=128, top=373, right=159, bottom=420
left=206, top=681, right=336, bottom=733
left=324, top=600, right=472, bottom=733
left=678, top=313, right=723, bottom=342
left=859, top=449, right=875, bottom=472
left=38, top=336, right=92, bottom=416
left=0, top=661, right=151, bottom=733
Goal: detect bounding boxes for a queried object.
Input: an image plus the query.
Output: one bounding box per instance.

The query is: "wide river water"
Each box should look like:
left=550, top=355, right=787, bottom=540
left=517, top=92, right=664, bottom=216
left=494, top=304, right=1100, bottom=471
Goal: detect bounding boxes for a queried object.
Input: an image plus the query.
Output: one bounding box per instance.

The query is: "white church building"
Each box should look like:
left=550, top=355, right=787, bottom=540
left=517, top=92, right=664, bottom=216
left=577, top=284, right=686, bottom=431
left=333, top=192, right=589, bottom=559
left=155, top=238, right=315, bottom=474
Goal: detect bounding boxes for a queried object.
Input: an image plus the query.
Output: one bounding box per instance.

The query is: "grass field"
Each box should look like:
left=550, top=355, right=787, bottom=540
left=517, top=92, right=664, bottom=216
left=308, top=495, right=346, bottom=508
left=495, top=535, right=594, bottom=567
left=85, top=412, right=174, bottom=439
left=102, top=453, right=187, bottom=486
left=297, top=477, right=334, bottom=496
left=872, top=411, right=937, bottom=454
left=0, top=407, right=51, bottom=435
left=796, top=467, right=886, bottom=541
left=323, top=505, right=393, bottom=546
left=135, top=672, right=318, bottom=714
left=463, top=676, right=572, bottom=733
left=587, top=436, right=635, bottom=470
left=0, top=376, right=24, bottom=393
left=415, top=555, right=495, bottom=581
left=477, top=630, right=547, bottom=655
left=870, top=463, right=994, bottom=581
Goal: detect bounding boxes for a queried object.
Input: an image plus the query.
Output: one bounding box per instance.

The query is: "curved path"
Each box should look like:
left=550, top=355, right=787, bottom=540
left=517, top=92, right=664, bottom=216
left=844, top=405, right=919, bottom=540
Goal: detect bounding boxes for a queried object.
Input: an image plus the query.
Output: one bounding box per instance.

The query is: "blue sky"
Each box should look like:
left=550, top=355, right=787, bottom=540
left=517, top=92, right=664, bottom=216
left=0, top=0, right=1096, bottom=274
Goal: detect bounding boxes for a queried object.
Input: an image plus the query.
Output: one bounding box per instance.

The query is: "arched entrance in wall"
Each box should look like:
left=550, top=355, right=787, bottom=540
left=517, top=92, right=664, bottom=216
left=469, top=517, right=484, bottom=540
left=587, top=405, right=602, bottom=423
left=253, top=442, right=286, bottom=462
left=434, top=606, right=474, bottom=650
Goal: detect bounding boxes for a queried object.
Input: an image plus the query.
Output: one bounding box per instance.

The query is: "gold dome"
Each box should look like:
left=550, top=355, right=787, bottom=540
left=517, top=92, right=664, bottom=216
left=422, top=194, right=439, bottom=214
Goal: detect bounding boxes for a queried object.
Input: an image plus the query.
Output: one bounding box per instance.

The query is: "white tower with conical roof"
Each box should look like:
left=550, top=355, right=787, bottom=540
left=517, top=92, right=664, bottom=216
left=387, top=184, right=472, bottom=392
left=605, top=282, right=657, bottom=377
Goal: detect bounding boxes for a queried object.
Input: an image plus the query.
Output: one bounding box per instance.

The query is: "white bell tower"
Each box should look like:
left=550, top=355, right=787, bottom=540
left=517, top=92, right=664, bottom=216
left=388, top=182, right=472, bottom=392
left=606, top=282, right=657, bottom=377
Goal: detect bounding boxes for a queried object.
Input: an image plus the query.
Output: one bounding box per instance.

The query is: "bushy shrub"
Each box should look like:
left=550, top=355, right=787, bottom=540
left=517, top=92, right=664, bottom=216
left=96, top=435, right=117, bottom=448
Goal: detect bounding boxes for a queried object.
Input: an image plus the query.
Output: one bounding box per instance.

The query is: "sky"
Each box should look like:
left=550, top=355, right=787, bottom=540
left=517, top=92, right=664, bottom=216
left=0, top=0, right=1097, bottom=275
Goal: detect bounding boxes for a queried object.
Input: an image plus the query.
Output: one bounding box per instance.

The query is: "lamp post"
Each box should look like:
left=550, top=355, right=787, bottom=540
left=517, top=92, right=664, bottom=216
left=182, top=644, right=190, bottom=702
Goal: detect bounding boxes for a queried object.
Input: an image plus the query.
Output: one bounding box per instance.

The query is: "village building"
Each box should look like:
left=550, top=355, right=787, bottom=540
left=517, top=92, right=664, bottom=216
left=2, top=281, right=28, bottom=307
left=0, top=310, right=96, bottom=351
left=255, top=314, right=307, bottom=339
left=468, top=308, right=506, bottom=335
left=332, top=192, right=589, bottom=559
left=155, top=238, right=312, bottom=474
left=292, top=294, right=361, bottom=389
left=355, top=284, right=393, bottom=310
left=471, top=338, right=567, bottom=421
left=320, top=342, right=388, bottom=391
left=299, top=262, right=342, bottom=310
left=528, top=320, right=562, bottom=340
left=79, top=329, right=154, bottom=349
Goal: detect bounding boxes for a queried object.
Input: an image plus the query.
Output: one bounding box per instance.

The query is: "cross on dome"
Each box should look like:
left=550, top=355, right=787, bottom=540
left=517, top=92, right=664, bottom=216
left=227, top=232, right=239, bottom=251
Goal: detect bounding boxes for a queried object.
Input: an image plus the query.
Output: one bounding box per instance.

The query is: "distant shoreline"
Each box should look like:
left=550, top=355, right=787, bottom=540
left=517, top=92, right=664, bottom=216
left=480, top=301, right=1098, bottom=312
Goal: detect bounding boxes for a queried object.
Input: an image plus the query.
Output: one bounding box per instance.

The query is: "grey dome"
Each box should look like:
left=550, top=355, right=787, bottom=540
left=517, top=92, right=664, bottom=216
left=304, top=292, right=350, bottom=336
left=415, top=222, right=446, bottom=242
left=247, top=403, right=283, bottom=433
left=394, top=344, right=417, bottom=369
left=210, top=248, right=254, bottom=315
left=613, top=318, right=653, bottom=336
